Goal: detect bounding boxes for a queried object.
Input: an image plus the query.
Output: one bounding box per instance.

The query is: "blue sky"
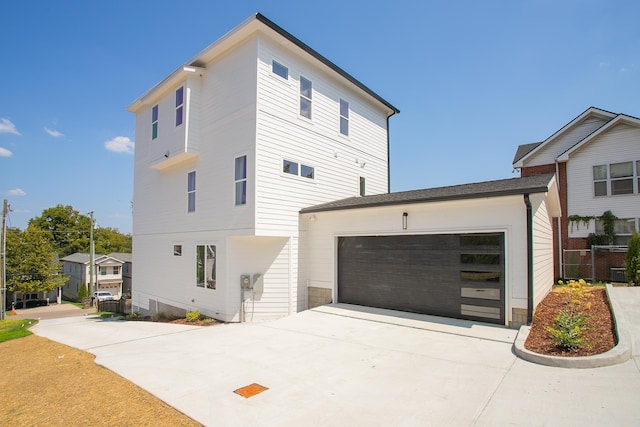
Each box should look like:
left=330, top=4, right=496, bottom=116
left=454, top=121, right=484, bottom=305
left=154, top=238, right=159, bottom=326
left=1, top=1, right=638, bottom=234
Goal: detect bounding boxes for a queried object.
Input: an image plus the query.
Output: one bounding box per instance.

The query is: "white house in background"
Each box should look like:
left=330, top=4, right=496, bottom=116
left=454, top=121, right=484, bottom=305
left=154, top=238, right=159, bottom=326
left=513, top=107, right=640, bottom=280
left=109, top=252, right=132, bottom=297
left=128, top=13, right=398, bottom=322
left=300, top=174, right=561, bottom=327
left=61, top=253, right=125, bottom=300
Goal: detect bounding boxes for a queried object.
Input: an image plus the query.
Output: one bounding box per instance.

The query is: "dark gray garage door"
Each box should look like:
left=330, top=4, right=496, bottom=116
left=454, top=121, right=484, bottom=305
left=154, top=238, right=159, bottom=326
left=337, top=233, right=505, bottom=324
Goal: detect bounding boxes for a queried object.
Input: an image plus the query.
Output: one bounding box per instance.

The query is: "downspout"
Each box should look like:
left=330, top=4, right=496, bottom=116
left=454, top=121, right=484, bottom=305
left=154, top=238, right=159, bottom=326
left=555, top=161, right=562, bottom=278
left=386, top=114, right=391, bottom=192
left=524, top=194, right=534, bottom=325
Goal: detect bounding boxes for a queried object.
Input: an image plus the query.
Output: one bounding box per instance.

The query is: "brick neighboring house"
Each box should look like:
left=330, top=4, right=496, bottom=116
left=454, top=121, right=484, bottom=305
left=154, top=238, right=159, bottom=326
left=512, top=106, right=640, bottom=280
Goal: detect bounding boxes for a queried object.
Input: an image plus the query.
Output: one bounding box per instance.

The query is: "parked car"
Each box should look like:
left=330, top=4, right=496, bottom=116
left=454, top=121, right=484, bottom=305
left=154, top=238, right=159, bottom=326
left=93, top=291, right=114, bottom=301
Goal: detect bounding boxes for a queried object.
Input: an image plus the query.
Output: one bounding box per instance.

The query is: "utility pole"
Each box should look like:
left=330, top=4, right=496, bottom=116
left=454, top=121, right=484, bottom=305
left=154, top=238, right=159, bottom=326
left=88, top=211, right=95, bottom=298
left=1, top=199, right=8, bottom=321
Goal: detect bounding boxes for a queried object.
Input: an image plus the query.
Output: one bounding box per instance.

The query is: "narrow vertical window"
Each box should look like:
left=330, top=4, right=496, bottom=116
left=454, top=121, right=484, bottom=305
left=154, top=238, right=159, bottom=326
left=593, top=165, right=607, bottom=196
left=359, top=177, right=366, bottom=196
left=196, top=244, right=216, bottom=289
left=187, top=171, right=196, bottom=213
left=340, top=99, right=349, bottom=136
left=151, top=105, right=158, bottom=140
left=300, top=76, right=312, bottom=119
left=235, top=155, right=247, bottom=206
left=175, top=87, right=184, bottom=126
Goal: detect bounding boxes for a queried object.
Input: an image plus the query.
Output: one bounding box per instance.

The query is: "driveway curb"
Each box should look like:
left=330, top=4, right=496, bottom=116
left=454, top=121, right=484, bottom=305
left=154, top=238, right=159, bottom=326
left=513, top=284, right=632, bottom=368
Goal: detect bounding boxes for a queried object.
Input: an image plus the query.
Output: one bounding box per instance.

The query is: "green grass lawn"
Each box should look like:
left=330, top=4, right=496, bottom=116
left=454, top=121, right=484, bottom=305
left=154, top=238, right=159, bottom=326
left=0, top=319, right=38, bottom=343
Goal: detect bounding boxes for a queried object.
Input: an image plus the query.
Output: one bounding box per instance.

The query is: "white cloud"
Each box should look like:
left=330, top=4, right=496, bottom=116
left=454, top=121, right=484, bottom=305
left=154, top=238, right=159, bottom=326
left=0, top=118, right=21, bottom=135
left=0, top=147, right=12, bottom=157
left=104, top=136, right=134, bottom=154
left=6, top=188, right=26, bottom=196
left=44, top=127, right=64, bottom=137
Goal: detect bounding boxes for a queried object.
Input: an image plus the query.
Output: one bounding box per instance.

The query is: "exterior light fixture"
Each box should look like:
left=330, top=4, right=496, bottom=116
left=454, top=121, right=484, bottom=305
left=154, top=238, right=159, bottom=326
left=402, top=212, right=408, bottom=230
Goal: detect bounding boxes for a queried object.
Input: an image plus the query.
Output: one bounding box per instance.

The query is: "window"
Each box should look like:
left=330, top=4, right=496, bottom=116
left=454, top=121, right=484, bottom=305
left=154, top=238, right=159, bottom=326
left=187, top=171, right=196, bottom=212
left=235, top=155, right=247, bottom=206
left=151, top=105, right=158, bottom=140
left=196, top=244, right=216, bottom=289
left=174, top=245, right=182, bottom=256
left=593, top=161, right=637, bottom=196
left=340, top=99, right=349, bottom=136
left=175, top=87, right=184, bottom=126
left=359, top=176, right=365, bottom=196
left=283, top=159, right=314, bottom=179
left=300, top=76, right=312, bottom=119
left=112, top=266, right=120, bottom=275
left=272, top=60, right=288, bottom=80
left=596, top=218, right=636, bottom=245
left=100, top=267, right=107, bottom=276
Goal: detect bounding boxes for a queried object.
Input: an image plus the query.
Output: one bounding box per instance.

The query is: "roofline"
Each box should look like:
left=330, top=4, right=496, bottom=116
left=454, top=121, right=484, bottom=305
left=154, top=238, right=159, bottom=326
left=557, top=113, right=640, bottom=161
left=128, top=13, right=399, bottom=116
left=512, top=106, right=616, bottom=168
left=300, top=177, right=554, bottom=214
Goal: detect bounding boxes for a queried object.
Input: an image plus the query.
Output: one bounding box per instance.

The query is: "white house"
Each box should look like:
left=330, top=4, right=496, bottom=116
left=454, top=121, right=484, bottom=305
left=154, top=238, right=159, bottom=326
left=513, top=107, right=640, bottom=280
left=61, top=253, right=125, bottom=300
left=299, top=174, right=561, bottom=327
left=128, top=14, right=398, bottom=321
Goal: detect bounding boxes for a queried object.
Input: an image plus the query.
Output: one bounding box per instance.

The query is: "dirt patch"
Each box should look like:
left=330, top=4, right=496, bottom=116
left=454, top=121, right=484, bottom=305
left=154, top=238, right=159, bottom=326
left=524, top=287, right=617, bottom=357
left=0, top=335, right=202, bottom=426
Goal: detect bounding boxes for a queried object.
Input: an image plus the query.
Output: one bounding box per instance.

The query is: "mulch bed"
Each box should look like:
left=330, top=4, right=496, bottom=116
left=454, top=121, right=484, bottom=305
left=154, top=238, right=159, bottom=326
left=524, top=287, right=617, bottom=357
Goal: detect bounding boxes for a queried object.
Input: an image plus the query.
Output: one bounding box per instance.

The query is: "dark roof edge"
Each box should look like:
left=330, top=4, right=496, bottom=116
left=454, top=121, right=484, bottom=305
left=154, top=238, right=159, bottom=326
left=255, top=13, right=399, bottom=116
left=300, top=181, right=552, bottom=214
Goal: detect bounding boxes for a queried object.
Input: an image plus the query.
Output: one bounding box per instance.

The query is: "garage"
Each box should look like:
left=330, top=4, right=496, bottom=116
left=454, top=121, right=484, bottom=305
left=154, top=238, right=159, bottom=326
left=337, top=233, right=505, bottom=324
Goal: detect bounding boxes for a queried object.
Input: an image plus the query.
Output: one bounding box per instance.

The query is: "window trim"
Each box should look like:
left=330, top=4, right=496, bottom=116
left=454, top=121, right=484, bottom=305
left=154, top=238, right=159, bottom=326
left=234, top=155, right=247, bottom=206
left=593, top=161, right=638, bottom=197
left=271, top=60, right=288, bottom=80
left=175, top=86, right=184, bottom=127
left=282, top=158, right=315, bottom=180
left=340, top=99, right=349, bottom=137
left=196, top=244, right=216, bottom=289
left=187, top=171, right=196, bottom=213
left=151, top=105, right=158, bottom=140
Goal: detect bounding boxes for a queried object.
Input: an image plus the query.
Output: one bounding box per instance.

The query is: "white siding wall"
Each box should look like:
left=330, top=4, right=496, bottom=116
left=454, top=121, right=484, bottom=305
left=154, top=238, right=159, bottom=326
left=299, top=195, right=533, bottom=325
left=531, top=193, right=555, bottom=306
left=525, top=117, right=609, bottom=167
left=254, top=35, right=390, bottom=236
left=567, top=124, right=640, bottom=238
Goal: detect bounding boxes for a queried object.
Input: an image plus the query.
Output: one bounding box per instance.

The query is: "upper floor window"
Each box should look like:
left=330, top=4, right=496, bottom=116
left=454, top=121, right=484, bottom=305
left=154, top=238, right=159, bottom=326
left=100, top=267, right=107, bottom=276
left=593, top=161, right=636, bottom=196
left=196, top=244, right=216, bottom=289
left=151, top=105, right=158, bottom=140
left=300, top=76, right=312, bottom=119
left=174, top=245, right=182, bottom=256
left=175, top=87, right=184, bottom=126
left=359, top=176, right=366, bottom=196
left=235, top=155, right=247, bottom=206
left=187, top=171, right=196, bottom=212
left=340, top=99, right=349, bottom=136
left=112, top=266, right=120, bottom=275
left=272, top=60, right=288, bottom=80
left=283, top=159, right=314, bottom=179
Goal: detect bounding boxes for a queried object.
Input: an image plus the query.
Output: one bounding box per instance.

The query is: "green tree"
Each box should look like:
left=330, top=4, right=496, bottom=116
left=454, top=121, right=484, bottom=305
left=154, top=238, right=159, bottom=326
left=6, top=227, right=67, bottom=299
left=626, top=232, right=640, bottom=286
left=94, top=227, right=132, bottom=254
left=28, top=205, right=92, bottom=257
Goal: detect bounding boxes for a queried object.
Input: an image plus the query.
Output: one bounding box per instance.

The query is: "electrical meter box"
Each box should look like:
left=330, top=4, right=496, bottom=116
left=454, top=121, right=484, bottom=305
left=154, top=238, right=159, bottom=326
left=241, top=275, right=251, bottom=290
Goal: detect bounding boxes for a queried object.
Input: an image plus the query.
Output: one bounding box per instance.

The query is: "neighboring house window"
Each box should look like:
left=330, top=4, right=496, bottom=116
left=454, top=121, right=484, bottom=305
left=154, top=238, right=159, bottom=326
left=596, top=218, right=636, bottom=245
left=151, top=105, right=158, bottom=140
left=235, top=155, right=247, bottom=206
left=272, top=60, right=288, bottom=80
left=196, top=244, right=216, bottom=289
left=187, top=171, right=196, bottom=212
left=283, top=159, right=314, bottom=179
left=360, top=176, right=366, bottom=196
left=174, top=245, right=182, bottom=256
left=300, top=76, right=312, bottom=119
left=594, top=161, right=636, bottom=196
left=112, top=266, right=119, bottom=275
left=175, top=86, right=184, bottom=126
left=100, top=267, right=107, bottom=275
left=340, top=99, right=349, bottom=136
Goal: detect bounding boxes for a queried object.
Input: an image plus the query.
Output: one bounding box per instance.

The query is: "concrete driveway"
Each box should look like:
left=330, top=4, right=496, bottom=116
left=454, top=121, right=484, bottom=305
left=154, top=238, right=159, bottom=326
left=32, top=303, right=640, bottom=427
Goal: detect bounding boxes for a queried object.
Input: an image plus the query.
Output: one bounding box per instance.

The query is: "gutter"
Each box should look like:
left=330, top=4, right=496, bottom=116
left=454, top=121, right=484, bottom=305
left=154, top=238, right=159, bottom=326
left=524, top=194, right=534, bottom=324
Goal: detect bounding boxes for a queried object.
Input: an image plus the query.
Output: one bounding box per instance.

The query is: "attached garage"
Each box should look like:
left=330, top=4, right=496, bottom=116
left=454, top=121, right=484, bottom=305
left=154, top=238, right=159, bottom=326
left=337, top=233, right=505, bottom=324
left=300, top=174, right=561, bottom=328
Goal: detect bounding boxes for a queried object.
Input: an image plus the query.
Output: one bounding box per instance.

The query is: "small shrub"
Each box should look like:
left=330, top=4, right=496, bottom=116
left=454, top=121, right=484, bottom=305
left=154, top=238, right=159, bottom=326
left=626, top=232, right=640, bottom=285
left=186, top=311, right=201, bottom=322
left=126, top=311, right=140, bottom=320
left=77, top=283, right=88, bottom=302
left=545, top=309, right=588, bottom=350
left=152, top=311, right=166, bottom=322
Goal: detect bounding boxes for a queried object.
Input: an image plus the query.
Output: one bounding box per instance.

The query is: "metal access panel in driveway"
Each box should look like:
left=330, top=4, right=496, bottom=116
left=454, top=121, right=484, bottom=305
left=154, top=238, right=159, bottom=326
left=337, top=233, right=505, bottom=324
